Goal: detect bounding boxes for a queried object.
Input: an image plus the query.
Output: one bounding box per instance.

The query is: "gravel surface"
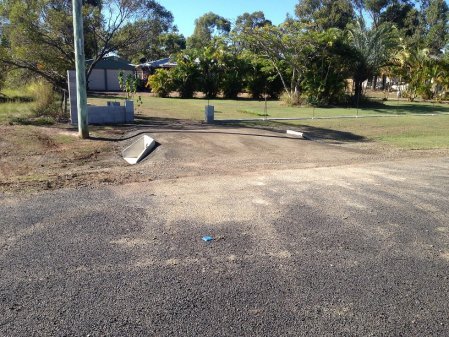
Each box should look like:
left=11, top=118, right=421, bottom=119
left=1, top=154, right=449, bottom=336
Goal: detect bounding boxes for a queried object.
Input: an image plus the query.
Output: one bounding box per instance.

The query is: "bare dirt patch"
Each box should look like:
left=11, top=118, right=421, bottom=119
left=1, top=120, right=448, bottom=195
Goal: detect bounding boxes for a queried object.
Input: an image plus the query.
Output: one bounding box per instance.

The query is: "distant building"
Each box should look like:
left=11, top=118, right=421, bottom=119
left=135, top=58, right=177, bottom=82
left=86, top=56, right=135, bottom=91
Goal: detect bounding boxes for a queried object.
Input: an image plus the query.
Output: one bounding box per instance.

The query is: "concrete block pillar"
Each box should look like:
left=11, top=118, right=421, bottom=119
left=125, top=100, right=134, bottom=122
left=205, top=105, right=214, bottom=123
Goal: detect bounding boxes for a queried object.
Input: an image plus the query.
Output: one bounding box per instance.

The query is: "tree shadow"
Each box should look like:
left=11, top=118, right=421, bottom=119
left=87, top=116, right=366, bottom=144
left=365, top=103, right=449, bottom=115
left=239, top=121, right=367, bottom=143
left=0, top=94, right=34, bottom=103
left=88, top=92, right=125, bottom=100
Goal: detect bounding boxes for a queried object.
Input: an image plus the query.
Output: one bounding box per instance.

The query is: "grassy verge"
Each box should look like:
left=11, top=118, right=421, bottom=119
left=0, top=101, right=35, bottom=123
left=277, top=115, right=449, bottom=149
left=87, top=93, right=449, bottom=150
left=88, top=93, right=449, bottom=121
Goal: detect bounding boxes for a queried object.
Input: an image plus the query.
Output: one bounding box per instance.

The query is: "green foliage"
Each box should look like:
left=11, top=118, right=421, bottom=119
left=423, top=0, right=449, bottom=54
left=187, top=12, right=231, bottom=49
left=147, top=69, right=173, bottom=98
left=237, top=21, right=353, bottom=104
left=0, top=0, right=174, bottom=90
left=233, top=11, right=272, bottom=34
left=220, top=54, right=247, bottom=99
left=347, top=19, right=400, bottom=97
left=118, top=71, right=137, bottom=99
left=244, top=56, right=283, bottom=99
left=390, top=47, right=449, bottom=101
left=295, top=0, right=355, bottom=30
left=171, top=51, right=200, bottom=98
left=379, top=1, right=419, bottom=38
left=280, top=91, right=304, bottom=106
left=237, top=22, right=308, bottom=100
left=299, top=29, right=354, bottom=105
left=28, top=80, right=60, bottom=118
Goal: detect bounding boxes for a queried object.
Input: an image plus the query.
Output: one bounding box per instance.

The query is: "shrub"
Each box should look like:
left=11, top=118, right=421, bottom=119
left=171, top=52, right=200, bottom=99
left=28, top=80, right=60, bottom=117
left=280, top=92, right=304, bottom=106
left=147, top=69, right=173, bottom=98
left=118, top=70, right=137, bottom=99
left=221, top=72, right=243, bottom=99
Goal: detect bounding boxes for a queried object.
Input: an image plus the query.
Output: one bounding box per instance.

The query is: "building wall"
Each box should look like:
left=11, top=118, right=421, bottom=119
left=87, top=69, right=134, bottom=91
left=88, top=69, right=106, bottom=91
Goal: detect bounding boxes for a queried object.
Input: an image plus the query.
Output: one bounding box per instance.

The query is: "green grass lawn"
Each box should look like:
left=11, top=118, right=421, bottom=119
left=0, top=88, right=36, bottom=123
left=88, top=93, right=449, bottom=120
left=86, top=93, right=449, bottom=150
left=0, top=91, right=447, bottom=150
left=278, top=115, right=449, bottom=149
left=0, top=101, right=35, bottom=123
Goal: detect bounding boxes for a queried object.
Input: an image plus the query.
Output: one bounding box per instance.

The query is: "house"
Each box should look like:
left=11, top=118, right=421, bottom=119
left=135, top=58, right=177, bottom=82
left=86, top=56, right=135, bottom=91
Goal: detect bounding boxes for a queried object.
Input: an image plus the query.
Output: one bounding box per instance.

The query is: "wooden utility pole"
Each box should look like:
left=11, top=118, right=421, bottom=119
left=72, top=0, right=89, bottom=138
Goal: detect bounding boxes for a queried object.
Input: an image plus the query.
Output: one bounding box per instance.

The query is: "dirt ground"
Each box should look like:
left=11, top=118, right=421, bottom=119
left=1, top=119, right=448, bottom=194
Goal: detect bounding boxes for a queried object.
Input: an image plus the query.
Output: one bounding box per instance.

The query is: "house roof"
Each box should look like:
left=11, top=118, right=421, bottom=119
left=87, top=56, right=135, bottom=71
left=136, top=58, right=177, bottom=69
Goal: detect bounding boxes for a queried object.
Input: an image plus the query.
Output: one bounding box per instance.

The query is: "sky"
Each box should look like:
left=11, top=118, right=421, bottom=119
left=160, top=0, right=298, bottom=37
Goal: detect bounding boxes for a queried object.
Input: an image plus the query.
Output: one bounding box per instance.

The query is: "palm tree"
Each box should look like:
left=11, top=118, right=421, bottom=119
left=347, top=19, right=399, bottom=98
left=393, top=47, right=444, bottom=101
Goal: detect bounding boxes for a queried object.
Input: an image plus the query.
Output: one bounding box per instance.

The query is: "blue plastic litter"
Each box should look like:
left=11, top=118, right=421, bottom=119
left=202, top=236, right=213, bottom=242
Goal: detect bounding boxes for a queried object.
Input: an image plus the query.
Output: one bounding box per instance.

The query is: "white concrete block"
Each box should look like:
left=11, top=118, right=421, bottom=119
left=286, top=130, right=304, bottom=138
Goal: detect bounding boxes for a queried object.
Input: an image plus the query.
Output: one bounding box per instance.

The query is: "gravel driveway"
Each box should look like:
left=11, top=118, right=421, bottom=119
left=1, top=133, right=449, bottom=336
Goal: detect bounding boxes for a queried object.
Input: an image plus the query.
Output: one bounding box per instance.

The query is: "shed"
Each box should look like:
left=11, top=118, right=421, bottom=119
left=87, top=56, right=135, bottom=91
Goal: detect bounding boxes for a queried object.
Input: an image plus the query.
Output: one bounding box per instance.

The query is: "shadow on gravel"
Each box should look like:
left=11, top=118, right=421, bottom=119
left=217, top=120, right=367, bottom=143
left=87, top=116, right=366, bottom=144
left=284, top=124, right=366, bottom=143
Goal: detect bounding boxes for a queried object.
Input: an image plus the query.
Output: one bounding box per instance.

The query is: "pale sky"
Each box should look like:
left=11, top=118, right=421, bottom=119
left=160, top=0, right=298, bottom=37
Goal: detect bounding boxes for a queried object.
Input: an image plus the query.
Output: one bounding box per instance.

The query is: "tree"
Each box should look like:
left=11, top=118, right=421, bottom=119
left=233, top=11, right=272, bottom=34
left=244, top=55, right=283, bottom=99
left=392, top=47, right=446, bottom=100
left=237, top=22, right=308, bottom=102
left=295, top=0, right=355, bottom=30
left=114, top=3, right=180, bottom=63
left=0, top=0, right=174, bottom=91
left=422, top=0, right=449, bottom=54
left=299, top=29, right=355, bottom=104
left=187, top=12, right=231, bottom=49
left=157, top=33, right=186, bottom=58
left=171, top=50, right=201, bottom=98
left=237, top=21, right=354, bottom=104
left=347, top=19, right=399, bottom=97
left=364, top=0, right=390, bottom=27
left=379, top=0, right=420, bottom=38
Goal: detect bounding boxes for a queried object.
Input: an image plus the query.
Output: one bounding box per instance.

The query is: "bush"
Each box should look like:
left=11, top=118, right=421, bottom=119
left=28, top=80, right=60, bottom=117
left=171, top=52, right=200, bottom=99
left=147, top=69, right=173, bottom=97
left=280, top=92, right=304, bottom=106
left=221, top=73, right=243, bottom=99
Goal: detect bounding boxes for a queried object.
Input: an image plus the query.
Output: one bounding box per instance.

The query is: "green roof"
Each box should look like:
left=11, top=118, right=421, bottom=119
left=87, top=56, right=134, bottom=70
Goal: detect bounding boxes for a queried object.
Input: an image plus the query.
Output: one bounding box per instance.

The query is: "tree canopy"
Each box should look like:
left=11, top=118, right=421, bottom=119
left=187, top=12, right=231, bottom=49
left=295, top=0, right=355, bottom=30
left=1, top=0, right=448, bottom=105
left=0, top=0, right=175, bottom=90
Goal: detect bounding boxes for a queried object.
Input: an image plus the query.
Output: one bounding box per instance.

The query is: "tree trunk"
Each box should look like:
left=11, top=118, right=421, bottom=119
left=354, top=79, right=363, bottom=101
left=372, top=75, right=377, bottom=90
left=63, top=90, right=68, bottom=117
